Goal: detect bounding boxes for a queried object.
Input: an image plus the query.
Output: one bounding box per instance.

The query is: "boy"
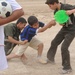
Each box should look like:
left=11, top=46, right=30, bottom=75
left=7, top=16, right=56, bottom=64
left=0, top=0, right=24, bottom=70
left=45, top=0, right=75, bottom=74
left=4, top=17, right=27, bottom=55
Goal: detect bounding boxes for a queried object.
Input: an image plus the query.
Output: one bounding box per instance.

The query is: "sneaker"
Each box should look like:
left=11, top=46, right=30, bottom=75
left=47, top=59, right=55, bottom=64
left=61, top=69, right=72, bottom=74
left=37, top=58, right=47, bottom=64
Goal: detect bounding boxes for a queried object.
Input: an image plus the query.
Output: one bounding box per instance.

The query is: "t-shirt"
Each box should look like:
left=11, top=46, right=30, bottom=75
left=6, top=0, right=22, bottom=11
left=0, top=0, right=22, bottom=70
left=54, top=3, right=75, bottom=28
left=20, top=25, right=37, bottom=42
left=20, top=22, right=45, bottom=42
left=0, top=0, right=22, bottom=45
left=4, top=23, right=20, bottom=41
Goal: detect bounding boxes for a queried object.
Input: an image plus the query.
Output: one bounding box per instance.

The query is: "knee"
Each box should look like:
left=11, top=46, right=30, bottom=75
left=51, top=40, right=58, bottom=47
left=61, top=45, right=69, bottom=53
left=38, top=43, right=44, bottom=48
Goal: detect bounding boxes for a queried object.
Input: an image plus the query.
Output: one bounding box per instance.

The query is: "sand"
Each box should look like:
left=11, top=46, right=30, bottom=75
left=0, top=0, right=75, bottom=75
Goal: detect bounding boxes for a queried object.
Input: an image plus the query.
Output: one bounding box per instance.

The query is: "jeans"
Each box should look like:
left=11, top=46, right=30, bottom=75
left=47, top=26, right=75, bottom=69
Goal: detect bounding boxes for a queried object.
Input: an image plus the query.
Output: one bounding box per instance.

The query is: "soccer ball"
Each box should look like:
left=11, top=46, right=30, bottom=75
left=0, top=0, right=12, bottom=18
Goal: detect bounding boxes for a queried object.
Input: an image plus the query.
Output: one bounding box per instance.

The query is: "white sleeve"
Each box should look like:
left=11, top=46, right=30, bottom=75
left=6, top=0, right=22, bottom=11
left=36, top=29, right=39, bottom=34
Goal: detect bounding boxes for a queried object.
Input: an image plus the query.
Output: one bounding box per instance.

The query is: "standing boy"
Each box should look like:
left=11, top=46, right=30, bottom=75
left=45, top=0, right=75, bottom=74
left=0, top=0, right=24, bottom=70
left=7, top=16, right=56, bottom=64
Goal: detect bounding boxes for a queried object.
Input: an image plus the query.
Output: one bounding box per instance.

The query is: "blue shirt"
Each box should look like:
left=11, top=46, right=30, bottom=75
left=20, top=22, right=45, bottom=42
left=20, top=25, right=37, bottom=42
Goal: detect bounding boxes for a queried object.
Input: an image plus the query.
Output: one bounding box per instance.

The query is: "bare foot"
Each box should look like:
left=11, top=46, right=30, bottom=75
left=20, top=54, right=28, bottom=65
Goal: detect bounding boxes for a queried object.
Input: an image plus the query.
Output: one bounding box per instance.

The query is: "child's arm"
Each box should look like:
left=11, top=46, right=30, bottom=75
left=66, top=9, right=75, bottom=15
left=64, top=4, right=75, bottom=15
left=37, top=20, right=56, bottom=33
left=0, top=9, right=24, bottom=25
left=23, top=40, right=28, bottom=44
left=7, top=36, right=26, bottom=45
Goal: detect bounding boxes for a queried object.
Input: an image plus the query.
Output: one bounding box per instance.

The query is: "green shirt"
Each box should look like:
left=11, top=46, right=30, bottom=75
left=54, top=3, right=75, bottom=29
left=54, top=3, right=75, bottom=25
left=4, top=23, right=20, bottom=41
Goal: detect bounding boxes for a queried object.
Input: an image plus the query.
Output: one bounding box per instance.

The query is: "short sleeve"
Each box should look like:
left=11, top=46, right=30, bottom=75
left=4, top=25, right=14, bottom=38
left=39, top=21, right=45, bottom=27
left=36, top=29, right=39, bottom=34
left=6, top=0, right=22, bottom=11
left=63, top=4, right=75, bottom=10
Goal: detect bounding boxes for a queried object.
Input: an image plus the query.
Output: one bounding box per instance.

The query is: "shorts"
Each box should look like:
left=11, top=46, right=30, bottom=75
left=15, top=37, right=42, bottom=56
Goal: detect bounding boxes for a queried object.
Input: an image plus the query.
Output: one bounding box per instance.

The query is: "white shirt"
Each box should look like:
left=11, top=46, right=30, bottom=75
left=0, top=0, right=22, bottom=45
left=6, top=0, right=22, bottom=11
left=0, top=0, right=22, bottom=70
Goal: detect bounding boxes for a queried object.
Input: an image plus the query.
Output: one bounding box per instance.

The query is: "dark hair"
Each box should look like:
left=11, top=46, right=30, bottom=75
left=45, top=0, right=59, bottom=4
left=28, top=16, right=38, bottom=26
left=16, top=17, right=27, bottom=24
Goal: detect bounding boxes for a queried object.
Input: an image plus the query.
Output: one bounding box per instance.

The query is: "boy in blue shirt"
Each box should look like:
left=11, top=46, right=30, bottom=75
left=7, top=16, right=56, bottom=64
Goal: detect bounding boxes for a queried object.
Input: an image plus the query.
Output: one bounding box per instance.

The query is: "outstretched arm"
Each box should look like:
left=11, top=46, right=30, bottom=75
left=66, top=9, right=75, bottom=15
left=0, top=9, right=24, bottom=25
left=38, top=20, right=56, bottom=33
left=7, top=36, right=26, bottom=45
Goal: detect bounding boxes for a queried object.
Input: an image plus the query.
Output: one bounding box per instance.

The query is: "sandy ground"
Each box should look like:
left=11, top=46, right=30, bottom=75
left=0, top=0, right=75, bottom=75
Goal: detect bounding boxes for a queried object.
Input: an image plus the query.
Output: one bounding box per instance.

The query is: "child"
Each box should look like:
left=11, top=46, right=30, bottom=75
left=0, top=0, right=24, bottom=70
left=6, top=16, right=56, bottom=64
left=45, top=0, right=75, bottom=74
left=4, top=17, right=27, bottom=55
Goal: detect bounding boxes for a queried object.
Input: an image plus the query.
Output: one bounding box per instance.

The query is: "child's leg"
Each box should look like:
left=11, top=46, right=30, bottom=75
left=7, top=43, right=29, bottom=60
left=37, top=43, right=43, bottom=57
left=20, top=54, right=28, bottom=64
left=6, top=45, right=21, bottom=60
left=37, top=43, right=48, bottom=64
left=6, top=53, right=20, bottom=60
left=29, top=37, right=43, bottom=57
left=21, top=54, right=27, bottom=60
left=15, top=43, right=29, bottom=64
left=29, top=37, right=47, bottom=64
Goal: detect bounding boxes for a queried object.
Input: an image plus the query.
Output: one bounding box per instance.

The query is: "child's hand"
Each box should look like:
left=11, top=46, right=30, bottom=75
left=19, top=40, right=28, bottom=45
left=24, top=40, right=28, bottom=44
left=19, top=41, right=25, bottom=45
